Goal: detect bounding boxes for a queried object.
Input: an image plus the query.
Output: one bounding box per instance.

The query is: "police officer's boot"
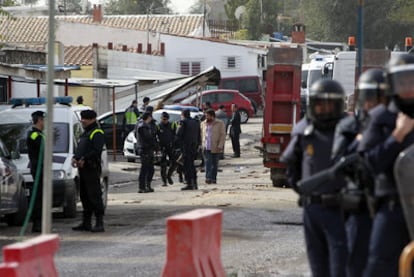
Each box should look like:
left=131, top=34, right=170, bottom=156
left=181, top=179, right=196, bottom=190
left=138, top=183, right=148, bottom=193
left=146, top=183, right=154, bottom=193
left=91, top=215, right=105, bottom=233
left=72, top=211, right=92, bottom=231
left=191, top=179, right=198, bottom=190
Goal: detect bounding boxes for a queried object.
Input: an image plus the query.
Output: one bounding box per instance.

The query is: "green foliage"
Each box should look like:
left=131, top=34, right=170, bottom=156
left=105, top=0, right=171, bottom=15
left=301, top=0, right=414, bottom=49
left=224, top=0, right=248, bottom=21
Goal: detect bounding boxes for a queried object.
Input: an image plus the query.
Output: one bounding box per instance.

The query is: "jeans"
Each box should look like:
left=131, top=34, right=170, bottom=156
left=204, top=149, right=219, bottom=182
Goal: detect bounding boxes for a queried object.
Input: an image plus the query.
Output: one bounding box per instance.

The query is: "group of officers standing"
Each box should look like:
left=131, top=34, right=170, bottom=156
left=124, top=98, right=242, bottom=193
left=281, top=53, right=414, bottom=277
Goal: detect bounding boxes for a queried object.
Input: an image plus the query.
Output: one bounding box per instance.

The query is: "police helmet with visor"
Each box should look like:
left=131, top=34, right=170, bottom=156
left=355, top=68, right=387, bottom=119
left=387, top=53, right=414, bottom=118
left=307, top=79, right=345, bottom=129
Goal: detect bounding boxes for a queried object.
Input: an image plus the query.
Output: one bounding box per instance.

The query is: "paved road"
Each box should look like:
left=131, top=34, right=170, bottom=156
left=0, top=116, right=311, bottom=276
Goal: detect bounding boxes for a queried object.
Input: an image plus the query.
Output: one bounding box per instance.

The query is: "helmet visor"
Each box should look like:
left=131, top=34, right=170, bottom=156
left=390, top=65, right=414, bottom=99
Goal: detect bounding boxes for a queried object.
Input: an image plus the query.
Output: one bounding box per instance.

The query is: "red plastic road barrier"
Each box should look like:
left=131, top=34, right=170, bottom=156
left=162, top=208, right=225, bottom=277
left=0, top=234, right=60, bottom=277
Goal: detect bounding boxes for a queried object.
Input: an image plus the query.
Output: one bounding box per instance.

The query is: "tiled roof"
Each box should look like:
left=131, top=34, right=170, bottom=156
left=0, top=14, right=204, bottom=44
left=64, top=45, right=93, bottom=66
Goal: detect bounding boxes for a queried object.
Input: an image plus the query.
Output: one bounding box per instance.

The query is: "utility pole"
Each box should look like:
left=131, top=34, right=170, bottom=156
left=203, top=0, right=206, bottom=37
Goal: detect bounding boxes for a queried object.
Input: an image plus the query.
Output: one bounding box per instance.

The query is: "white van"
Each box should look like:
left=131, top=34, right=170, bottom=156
left=0, top=97, right=109, bottom=218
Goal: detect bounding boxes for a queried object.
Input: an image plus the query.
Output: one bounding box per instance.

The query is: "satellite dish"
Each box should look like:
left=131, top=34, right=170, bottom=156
left=234, top=5, right=246, bottom=20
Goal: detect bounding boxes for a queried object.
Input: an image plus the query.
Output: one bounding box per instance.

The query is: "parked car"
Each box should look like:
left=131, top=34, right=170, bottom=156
left=178, top=89, right=255, bottom=123
left=97, top=110, right=125, bottom=152
left=0, top=138, right=28, bottom=226
left=0, top=97, right=109, bottom=218
left=123, top=109, right=203, bottom=162
left=219, top=75, right=263, bottom=111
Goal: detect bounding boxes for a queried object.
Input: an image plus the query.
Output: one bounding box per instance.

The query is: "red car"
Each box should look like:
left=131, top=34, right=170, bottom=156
left=178, top=89, right=255, bottom=123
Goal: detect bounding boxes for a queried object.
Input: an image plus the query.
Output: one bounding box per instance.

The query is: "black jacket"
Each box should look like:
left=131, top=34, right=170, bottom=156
left=74, top=122, right=105, bottom=166
left=27, top=127, right=44, bottom=175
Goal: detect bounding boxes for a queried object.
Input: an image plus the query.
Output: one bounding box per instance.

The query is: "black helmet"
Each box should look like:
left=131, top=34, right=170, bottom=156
left=387, top=53, right=414, bottom=118
left=356, top=68, right=387, bottom=118
left=307, top=79, right=344, bottom=130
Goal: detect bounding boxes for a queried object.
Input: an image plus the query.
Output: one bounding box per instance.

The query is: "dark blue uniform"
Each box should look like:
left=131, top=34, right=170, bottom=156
left=136, top=118, right=157, bottom=192
left=177, top=116, right=200, bottom=188
left=157, top=121, right=178, bottom=185
left=74, top=122, right=105, bottom=219
left=359, top=103, right=413, bottom=277
left=282, top=118, right=347, bottom=277
left=333, top=115, right=373, bottom=277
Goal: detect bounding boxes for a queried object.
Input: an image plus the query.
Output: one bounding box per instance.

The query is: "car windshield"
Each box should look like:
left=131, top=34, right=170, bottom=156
left=0, top=123, right=69, bottom=155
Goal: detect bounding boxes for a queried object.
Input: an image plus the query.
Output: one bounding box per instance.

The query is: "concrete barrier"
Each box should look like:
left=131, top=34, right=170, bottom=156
left=0, top=234, right=60, bottom=277
left=162, top=209, right=225, bottom=277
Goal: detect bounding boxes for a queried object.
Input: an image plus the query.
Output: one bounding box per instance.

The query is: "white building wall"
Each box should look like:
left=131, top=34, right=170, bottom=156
left=57, top=22, right=159, bottom=50
left=160, top=35, right=266, bottom=78
left=56, top=21, right=266, bottom=79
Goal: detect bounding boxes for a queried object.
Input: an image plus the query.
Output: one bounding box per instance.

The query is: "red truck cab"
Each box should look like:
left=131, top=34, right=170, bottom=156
left=261, top=47, right=302, bottom=187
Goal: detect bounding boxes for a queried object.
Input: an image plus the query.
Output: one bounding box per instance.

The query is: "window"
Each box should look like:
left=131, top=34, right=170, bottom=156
left=239, top=79, right=259, bottom=93
left=0, top=123, right=69, bottom=154
left=227, top=57, right=236, bottom=68
left=222, top=56, right=241, bottom=71
left=222, top=80, right=237, bottom=90
left=180, top=61, right=201, bottom=76
left=217, top=93, right=233, bottom=102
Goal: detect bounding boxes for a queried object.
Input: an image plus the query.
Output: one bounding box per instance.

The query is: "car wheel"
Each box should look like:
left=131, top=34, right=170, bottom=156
left=63, top=181, right=77, bottom=218
left=239, top=109, right=249, bottom=123
left=127, top=158, right=135, bottom=163
left=101, top=177, right=109, bottom=210
left=6, top=184, right=28, bottom=226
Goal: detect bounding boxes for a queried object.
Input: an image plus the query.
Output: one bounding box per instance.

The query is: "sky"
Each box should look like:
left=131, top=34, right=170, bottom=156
left=169, top=0, right=198, bottom=14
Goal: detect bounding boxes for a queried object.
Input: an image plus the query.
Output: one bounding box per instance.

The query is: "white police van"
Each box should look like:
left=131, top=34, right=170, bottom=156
left=0, top=97, right=109, bottom=218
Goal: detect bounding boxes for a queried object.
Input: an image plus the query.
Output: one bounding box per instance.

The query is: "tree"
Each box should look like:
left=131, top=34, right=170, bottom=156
left=224, top=0, right=248, bottom=22
left=105, top=0, right=171, bottom=15
left=301, top=0, right=414, bottom=49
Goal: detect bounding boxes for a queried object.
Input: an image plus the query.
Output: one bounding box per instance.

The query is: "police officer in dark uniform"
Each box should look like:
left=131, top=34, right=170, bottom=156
left=359, top=54, right=414, bottom=277
left=157, top=111, right=178, bottom=186
left=177, top=109, right=201, bottom=190
left=281, top=79, right=347, bottom=277
left=72, top=109, right=106, bottom=233
left=27, top=110, right=46, bottom=233
left=332, top=69, right=388, bottom=277
left=229, top=103, right=241, bottom=158
left=136, top=112, right=157, bottom=193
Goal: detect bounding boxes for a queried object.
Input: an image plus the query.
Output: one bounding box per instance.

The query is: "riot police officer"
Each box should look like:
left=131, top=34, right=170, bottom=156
left=136, top=112, right=157, bottom=193
left=177, top=109, right=201, bottom=190
left=26, top=110, right=46, bottom=233
left=332, top=69, right=388, bottom=277
left=281, top=79, right=347, bottom=277
left=72, top=109, right=106, bottom=232
left=359, top=54, right=414, bottom=277
left=157, top=112, right=178, bottom=186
